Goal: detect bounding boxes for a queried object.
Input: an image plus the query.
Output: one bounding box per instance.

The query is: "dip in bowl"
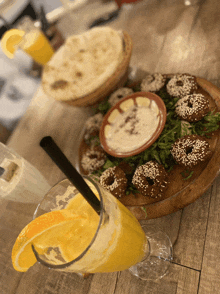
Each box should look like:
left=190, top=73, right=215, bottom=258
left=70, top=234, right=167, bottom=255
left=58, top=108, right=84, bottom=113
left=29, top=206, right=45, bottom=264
left=100, top=92, right=167, bottom=157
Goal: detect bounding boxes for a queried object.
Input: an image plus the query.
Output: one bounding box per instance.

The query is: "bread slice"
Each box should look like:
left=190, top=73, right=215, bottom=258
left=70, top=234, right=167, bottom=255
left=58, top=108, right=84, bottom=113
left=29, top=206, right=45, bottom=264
left=42, top=27, right=124, bottom=102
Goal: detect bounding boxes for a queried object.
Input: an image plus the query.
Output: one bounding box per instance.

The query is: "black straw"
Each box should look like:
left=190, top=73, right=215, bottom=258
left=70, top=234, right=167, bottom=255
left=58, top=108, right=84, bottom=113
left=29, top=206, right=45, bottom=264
left=39, top=6, right=50, bottom=32
left=0, top=167, right=5, bottom=177
left=40, top=136, right=101, bottom=214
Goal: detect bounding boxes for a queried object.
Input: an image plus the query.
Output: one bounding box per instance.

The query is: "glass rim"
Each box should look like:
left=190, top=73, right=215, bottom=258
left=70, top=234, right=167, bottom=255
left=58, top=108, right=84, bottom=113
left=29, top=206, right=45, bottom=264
left=32, top=176, right=105, bottom=270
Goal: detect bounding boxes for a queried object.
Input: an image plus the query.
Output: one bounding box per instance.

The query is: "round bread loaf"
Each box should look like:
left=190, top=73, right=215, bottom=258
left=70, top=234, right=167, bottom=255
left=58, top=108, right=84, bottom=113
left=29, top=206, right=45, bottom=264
left=42, top=27, right=124, bottom=102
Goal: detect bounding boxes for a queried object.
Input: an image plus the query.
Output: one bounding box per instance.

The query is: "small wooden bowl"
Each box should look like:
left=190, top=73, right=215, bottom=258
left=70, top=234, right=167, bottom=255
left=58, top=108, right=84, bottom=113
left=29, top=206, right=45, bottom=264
left=62, top=31, right=133, bottom=107
left=99, top=92, right=167, bottom=158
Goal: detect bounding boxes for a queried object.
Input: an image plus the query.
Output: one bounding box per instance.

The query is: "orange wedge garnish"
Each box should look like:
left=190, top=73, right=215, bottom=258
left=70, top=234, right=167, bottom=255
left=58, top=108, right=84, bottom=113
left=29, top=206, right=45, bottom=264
left=1, top=29, right=25, bottom=59
left=11, top=209, right=87, bottom=272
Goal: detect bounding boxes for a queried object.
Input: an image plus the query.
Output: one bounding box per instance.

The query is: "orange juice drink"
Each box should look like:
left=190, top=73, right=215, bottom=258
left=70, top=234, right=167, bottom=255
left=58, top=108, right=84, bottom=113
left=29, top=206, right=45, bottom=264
left=21, top=29, right=54, bottom=65
left=61, top=183, right=147, bottom=273
left=12, top=178, right=147, bottom=273
left=0, top=16, right=55, bottom=66
left=16, top=16, right=54, bottom=65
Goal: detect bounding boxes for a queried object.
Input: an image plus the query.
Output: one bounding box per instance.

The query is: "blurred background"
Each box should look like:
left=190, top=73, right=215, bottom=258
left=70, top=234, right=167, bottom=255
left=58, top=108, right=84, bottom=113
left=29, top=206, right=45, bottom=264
left=0, top=0, right=60, bottom=38
left=0, top=0, right=131, bottom=141
left=0, top=0, right=86, bottom=137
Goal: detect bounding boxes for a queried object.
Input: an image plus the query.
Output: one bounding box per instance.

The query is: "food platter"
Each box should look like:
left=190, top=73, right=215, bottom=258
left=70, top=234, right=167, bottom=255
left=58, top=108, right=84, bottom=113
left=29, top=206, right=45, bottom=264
left=77, top=74, right=220, bottom=220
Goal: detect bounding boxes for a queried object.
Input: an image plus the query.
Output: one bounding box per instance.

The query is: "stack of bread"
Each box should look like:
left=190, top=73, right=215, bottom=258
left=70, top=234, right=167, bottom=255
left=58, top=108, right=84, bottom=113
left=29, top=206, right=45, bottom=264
left=42, top=27, right=132, bottom=106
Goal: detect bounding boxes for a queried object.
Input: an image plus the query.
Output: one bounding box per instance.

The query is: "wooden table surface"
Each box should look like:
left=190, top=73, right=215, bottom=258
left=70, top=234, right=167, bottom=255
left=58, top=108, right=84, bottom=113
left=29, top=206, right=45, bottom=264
left=2, top=0, right=220, bottom=293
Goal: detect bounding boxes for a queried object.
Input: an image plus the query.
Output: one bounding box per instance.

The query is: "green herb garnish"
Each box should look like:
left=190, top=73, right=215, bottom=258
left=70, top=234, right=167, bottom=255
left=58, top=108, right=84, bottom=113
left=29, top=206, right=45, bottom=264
left=141, top=206, right=148, bottom=218
left=181, top=170, right=194, bottom=180
left=91, top=81, right=220, bottom=193
left=103, top=159, right=115, bottom=169
left=97, top=100, right=111, bottom=115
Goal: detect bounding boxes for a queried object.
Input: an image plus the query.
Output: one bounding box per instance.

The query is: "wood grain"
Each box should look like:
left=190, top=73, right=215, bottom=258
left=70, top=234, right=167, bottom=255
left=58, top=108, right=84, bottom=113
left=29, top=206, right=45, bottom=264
left=1, top=0, right=220, bottom=293
left=173, top=188, right=211, bottom=270
left=114, top=264, right=200, bottom=294
left=198, top=175, right=220, bottom=294
left=7, top=88, right=94, bottom=185
left=0, top=201, right=36, bottom=294
left=88, top=272, right=118, bottom=294
left=16, top=264, right=93, bottom=294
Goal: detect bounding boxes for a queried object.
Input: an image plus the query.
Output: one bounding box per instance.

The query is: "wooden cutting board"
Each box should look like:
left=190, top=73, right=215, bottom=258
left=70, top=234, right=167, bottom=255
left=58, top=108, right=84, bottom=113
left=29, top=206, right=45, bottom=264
left=78, top=77, right=220, bottom=220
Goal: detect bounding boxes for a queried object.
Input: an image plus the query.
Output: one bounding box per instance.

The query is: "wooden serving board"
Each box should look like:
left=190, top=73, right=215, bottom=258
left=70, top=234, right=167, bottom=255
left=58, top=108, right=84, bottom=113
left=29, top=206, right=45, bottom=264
left=78, top=77, right=220, bottom=220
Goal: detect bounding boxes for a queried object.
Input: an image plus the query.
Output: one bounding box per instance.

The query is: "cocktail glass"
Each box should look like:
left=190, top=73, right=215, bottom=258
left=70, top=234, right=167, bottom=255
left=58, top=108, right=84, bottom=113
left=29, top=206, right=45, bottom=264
left=16, top=16, right=54, bottom=66
left=33, top=177, right=172, bottom=280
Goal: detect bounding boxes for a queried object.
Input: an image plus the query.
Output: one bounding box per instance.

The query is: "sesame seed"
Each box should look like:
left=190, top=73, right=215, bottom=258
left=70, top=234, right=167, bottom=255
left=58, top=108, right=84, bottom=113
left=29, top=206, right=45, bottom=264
left=175, top=93, right=209, bottom=122
left=166, top=74, right=198, bottom=98
left=141, top=73, right=166, bottom=92
left=171, top=135, right=211, bottom=167
left=81, top=148, right=106, bottom=173
left=132, top=161, right=168, bottom=198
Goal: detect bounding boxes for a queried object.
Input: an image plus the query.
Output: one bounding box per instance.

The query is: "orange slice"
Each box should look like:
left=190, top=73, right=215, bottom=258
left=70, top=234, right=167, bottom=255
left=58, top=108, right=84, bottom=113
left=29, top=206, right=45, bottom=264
left=11, top=209, right=87, bottom=272
left=1, top=29, right=25, bottom=59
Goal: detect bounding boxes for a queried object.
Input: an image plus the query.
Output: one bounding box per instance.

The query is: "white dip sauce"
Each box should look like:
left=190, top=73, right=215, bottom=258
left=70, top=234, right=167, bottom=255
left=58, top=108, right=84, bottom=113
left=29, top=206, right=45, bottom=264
left=106, top=101, right=160, bottom=153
